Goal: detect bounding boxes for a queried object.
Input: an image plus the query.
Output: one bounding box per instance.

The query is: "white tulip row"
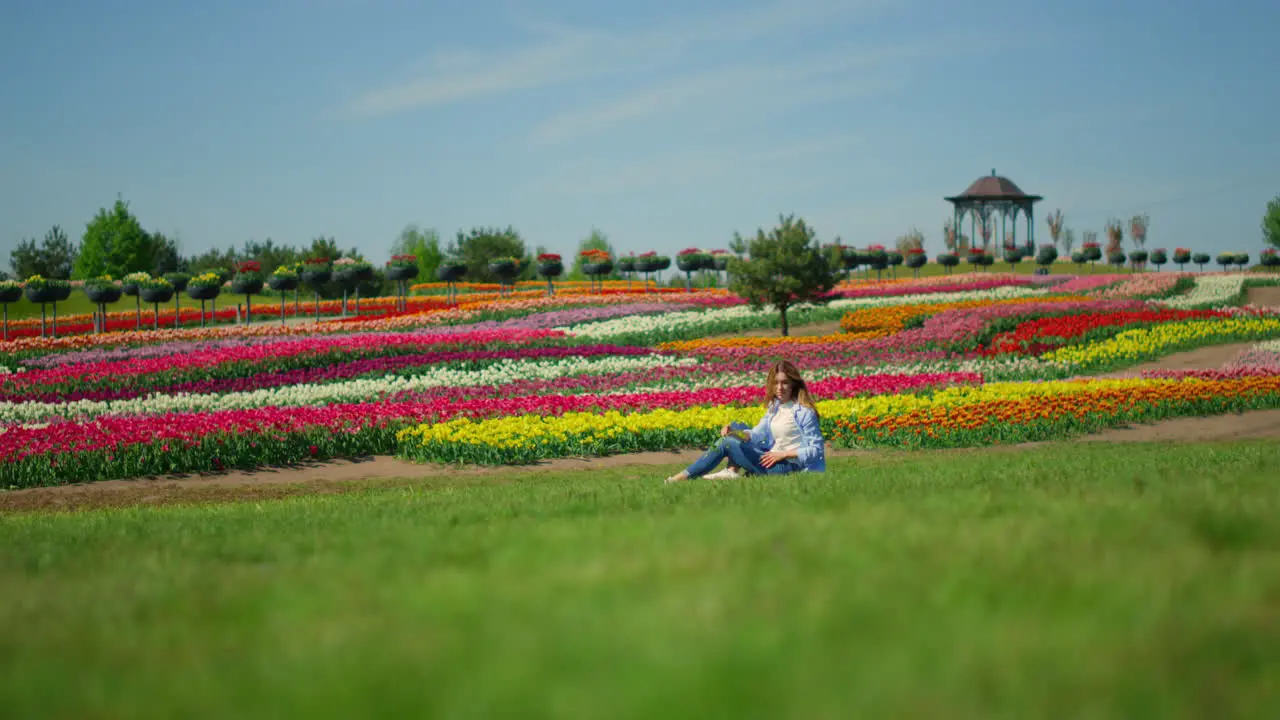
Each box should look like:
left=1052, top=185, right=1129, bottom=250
left=555, top=286, right=1048, bottom=339
left=0, top=353, right=701, bottom=426
left=1160, top=274, right=1255, bottom=309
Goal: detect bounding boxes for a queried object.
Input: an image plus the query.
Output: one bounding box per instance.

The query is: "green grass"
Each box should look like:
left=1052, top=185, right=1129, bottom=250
left=1, top=293, right=99, bottom=321
left=4, top=443, right=1280, bottom=718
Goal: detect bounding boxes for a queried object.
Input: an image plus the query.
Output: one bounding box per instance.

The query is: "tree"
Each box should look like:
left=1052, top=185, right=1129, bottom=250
left=74, top=198, right=156, bottom=279
left=40, top=225, right=77, bottom=279
left=186, top=246, right=239, bottom=274
left=447, top=226, right=528, bottom=284
left=390, top=224, right=444, bottom=282
left=895, top=228, right=924, bottom=254
left=726, top=214, right=838, bottom=337
left=1263, top=195, right=1280, bottom=251
left=729, top=233, right=749, bottom=257
left=240, top=238, right=300, bottom=275
left=9, top=237, right=42, bottom=279
left=1060, top=227, right=1076, bottom=255
left=1046, top=209, right=1065, bottom=252
left=151, top=231, right=183, bottom=275
left=10, top=226, right=78, bottom=279
left=568, top=228, right=616, bottom=280
left=307, top=236, right=342, bottom=262
left=1130, top=213, right=1149, bottom=250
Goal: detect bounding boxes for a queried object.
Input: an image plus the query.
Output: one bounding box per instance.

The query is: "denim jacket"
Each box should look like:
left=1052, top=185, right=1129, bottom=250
left=746, top=401, right=827, bottom=472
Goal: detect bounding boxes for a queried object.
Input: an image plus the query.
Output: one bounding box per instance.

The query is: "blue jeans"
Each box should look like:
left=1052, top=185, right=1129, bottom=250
left=685, top=422, right=802, bottom=478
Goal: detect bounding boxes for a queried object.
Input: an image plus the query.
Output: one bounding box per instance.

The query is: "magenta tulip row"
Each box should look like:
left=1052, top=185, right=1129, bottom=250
left=3, top=328, right=566, bottom=387
left=0, top=372, right=981, bottom=464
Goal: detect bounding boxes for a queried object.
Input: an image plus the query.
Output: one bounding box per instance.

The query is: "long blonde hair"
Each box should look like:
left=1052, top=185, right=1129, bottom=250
left=764, top=360, right=818, bottom=416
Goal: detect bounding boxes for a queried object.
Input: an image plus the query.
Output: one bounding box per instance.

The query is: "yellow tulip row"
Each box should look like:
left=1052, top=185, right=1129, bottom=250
left=396, top=377, right=1188, bottom=456
left=1043, top=316, right=1280, bottom=364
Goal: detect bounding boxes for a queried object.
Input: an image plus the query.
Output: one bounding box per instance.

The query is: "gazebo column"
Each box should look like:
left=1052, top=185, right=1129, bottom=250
left=953, top=206, right=960, bottom=251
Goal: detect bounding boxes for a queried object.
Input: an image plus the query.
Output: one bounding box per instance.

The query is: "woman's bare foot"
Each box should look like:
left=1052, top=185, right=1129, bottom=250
left=665, top=471, right=690, bottom=484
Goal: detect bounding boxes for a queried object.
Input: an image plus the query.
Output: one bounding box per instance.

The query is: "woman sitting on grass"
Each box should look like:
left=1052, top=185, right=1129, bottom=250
left=666, top=360, right=826, bottom=483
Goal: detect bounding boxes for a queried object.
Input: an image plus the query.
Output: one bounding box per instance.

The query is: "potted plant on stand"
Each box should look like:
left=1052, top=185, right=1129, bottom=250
left=579, top=249, right=613, bottom=294
left=0, top=279, right=23, bottom=341
left=23, top=275, right=72, bottom=338
left=186, top=272, right=223, bottom=327
left=231, top=261, right=265, bottom=323
left=121, top=272, right=151, bottom=330
left=267, top=266, right=300, bottom=324
left=334, top=259, right=374, bottom=316
left=487, top=256, right=521, bottom=296
left=139, top=277, right=175, bottom=330
left=164, top=272, right=191, bottom=328
left=83, top=275, right=123, bottom=333
left=536, top=253, right=563, bottom=297
left=386, top=255, right=419, bottom=312
left=676, top=248, right=710, bottom=291
left=905, top=248, right=928, bottom=277
left=300, top=258, right=332, bottom=320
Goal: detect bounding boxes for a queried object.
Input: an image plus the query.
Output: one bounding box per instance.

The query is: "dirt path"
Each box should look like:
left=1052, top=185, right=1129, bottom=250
left=1093, top=342, right=1255, bottom=378
left=708, top=320, right=845, bottom=339
left=1248, top=285, right=1280, bottom=308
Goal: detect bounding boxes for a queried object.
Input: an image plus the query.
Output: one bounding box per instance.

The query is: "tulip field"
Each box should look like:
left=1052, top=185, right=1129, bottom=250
left=2, top=271, right=1279, bottom=488
left=6, top=270, right=1280, bottom=717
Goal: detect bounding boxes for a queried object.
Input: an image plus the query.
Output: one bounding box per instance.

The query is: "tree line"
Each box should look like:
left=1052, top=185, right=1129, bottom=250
left=4, top=198, right=640, bottom=293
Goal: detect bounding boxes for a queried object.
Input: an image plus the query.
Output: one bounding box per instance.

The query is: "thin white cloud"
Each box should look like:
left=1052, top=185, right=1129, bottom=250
left=527, top=45, right=924, bottom=146
left=343, top=0, right=897, bottom=118
left=533, top=133, right=863, bottom=197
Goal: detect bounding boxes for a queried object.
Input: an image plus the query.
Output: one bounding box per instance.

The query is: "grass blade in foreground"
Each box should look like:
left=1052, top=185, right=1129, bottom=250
left=2, top=443, right=1279, bottom=717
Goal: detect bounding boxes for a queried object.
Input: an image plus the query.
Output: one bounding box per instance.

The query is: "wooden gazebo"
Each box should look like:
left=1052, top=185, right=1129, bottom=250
left=945, top=170, right=1043, bottom=253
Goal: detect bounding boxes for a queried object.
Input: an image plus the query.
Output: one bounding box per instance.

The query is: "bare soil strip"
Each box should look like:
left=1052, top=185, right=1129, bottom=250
left=1247, top=285, right=1280, bottom=308
left=7, top=285, right=1280, bottom=513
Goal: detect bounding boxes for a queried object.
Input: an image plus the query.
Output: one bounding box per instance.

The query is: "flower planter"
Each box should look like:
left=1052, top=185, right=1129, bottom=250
left=537, top=261, right=564, bottom=278
left=386, top=265, right=419, bottom=282
left=267, top=275, right=299, bottom=292
left=301, top=269, right=331, bottom=286
left=436, top=265, right=466, bottom=282
left=0, top=285, right=25, bottom=304
left=487, top=262, right=519, bottom=279
left=141, top=287, right=174, bottom=304
left=164, top=274, right=191, bottom=292
left=85, top=286, right=123, bottom=304
left=582, top=261, right=613, bottom=276
left=335, top=266, right=373, bottom=286
left=635, top=257, right=670, bottom=274
left=676, top=257, right=703, bottom=273
left=25, top=285, right=70, bottom=304
left=231, top=278, right=264, bottom=295
left=187, top=285, right=221, bottom=301
left=712, top=255, right=730, bottom=271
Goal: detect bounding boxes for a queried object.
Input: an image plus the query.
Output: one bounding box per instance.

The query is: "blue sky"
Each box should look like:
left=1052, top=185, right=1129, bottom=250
left=2, top=0, right=1278, bottom=266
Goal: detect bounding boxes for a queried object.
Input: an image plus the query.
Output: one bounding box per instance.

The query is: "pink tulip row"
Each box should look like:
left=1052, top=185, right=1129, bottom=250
left=0, top=345, right=665, bottom=404
left=5, top=328, right=566, bottom=386
left=1055, top=275, right=1128, bottom=293
left=0, top=372, right=980, bottom=463
left=683, top=300, right=1152, bottom=362
left=1088, top=273, right=1185, bottom=300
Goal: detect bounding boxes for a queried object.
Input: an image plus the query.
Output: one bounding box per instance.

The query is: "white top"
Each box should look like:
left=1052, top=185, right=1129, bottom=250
left=769, top=402, right=801, bottom=453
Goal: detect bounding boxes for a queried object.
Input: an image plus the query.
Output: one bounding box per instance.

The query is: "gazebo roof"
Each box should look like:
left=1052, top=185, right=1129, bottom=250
left=945, top=170, right=1042, bottom=203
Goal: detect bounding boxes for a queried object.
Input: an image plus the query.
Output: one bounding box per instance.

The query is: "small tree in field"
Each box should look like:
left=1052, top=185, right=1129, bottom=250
left=727, top=214, right=838, bottom=337
left=1261, top=195, right=1280, bottom=252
